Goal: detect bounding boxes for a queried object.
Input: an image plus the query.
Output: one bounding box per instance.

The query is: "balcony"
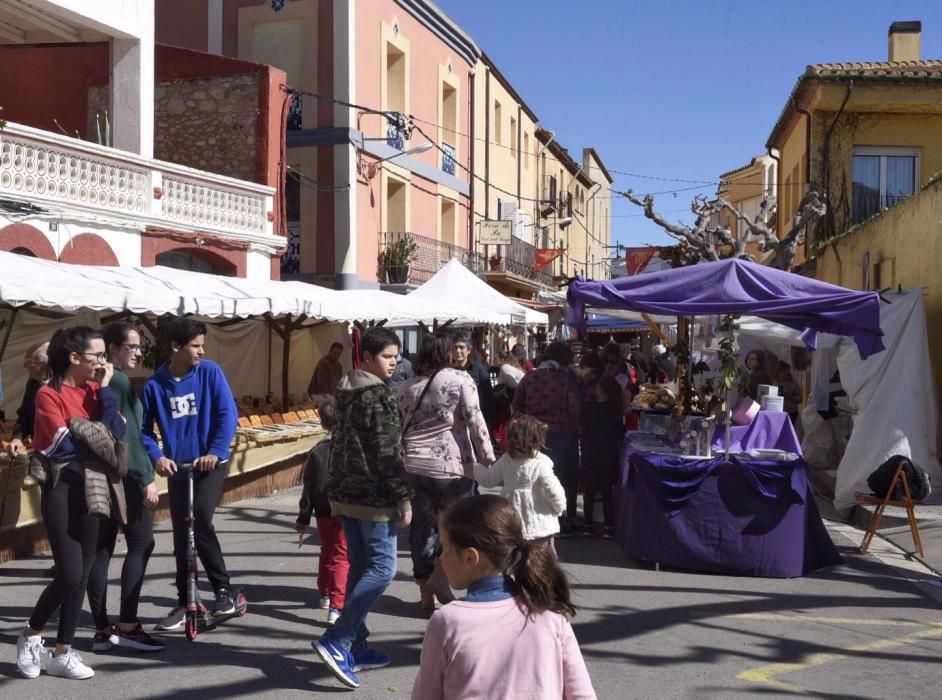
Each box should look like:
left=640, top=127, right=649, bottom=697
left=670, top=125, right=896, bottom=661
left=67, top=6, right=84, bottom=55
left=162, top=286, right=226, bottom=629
left=479, top=236, right=553, bottom=288
left=441, top=142, right=456, bottom=175
left=378, top=231, right=482, bottom=286
left=0, top=121, right=276, bottom=241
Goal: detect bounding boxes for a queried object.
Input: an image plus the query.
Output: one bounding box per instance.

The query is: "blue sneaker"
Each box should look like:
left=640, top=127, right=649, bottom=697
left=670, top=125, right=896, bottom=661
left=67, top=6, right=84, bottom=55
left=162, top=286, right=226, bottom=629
left=313, top=638, right=359, bottom=689
left=353, top=647, right=391, bottom=672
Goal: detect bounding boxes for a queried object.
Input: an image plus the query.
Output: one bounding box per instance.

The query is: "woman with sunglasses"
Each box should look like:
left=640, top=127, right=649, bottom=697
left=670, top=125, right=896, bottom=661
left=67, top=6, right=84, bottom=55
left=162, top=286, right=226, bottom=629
left=84, top=323, right=164, bottom=654
left=15, top=326, right=125, bottom=681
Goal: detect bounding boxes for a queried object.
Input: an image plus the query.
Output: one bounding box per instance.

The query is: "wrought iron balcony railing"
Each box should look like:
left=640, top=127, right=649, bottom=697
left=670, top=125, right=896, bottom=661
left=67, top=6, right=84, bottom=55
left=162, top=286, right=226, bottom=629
left=479, top=236, right=553, bottom=287
left=378, top=231, right=482, bottom=285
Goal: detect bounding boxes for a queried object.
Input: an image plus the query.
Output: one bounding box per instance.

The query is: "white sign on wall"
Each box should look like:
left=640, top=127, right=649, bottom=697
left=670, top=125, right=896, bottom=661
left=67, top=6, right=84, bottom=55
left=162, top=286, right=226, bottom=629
left=479, top=220, right=512, bottom=245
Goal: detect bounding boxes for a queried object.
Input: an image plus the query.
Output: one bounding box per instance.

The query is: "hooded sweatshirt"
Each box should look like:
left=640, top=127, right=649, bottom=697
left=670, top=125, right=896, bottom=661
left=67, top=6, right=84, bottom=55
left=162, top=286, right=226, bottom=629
left=327, top=369, right=412, bottom=521
left=140, top=358, right=237, bottom=481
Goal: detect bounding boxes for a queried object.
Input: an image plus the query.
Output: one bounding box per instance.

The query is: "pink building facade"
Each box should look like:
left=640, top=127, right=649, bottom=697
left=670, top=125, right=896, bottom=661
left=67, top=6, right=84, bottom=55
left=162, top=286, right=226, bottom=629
left=157, top=0, right=479, bottom=289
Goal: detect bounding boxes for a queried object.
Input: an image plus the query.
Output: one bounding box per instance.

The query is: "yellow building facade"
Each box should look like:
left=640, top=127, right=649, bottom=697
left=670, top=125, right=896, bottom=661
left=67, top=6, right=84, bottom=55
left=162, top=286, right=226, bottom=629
left=766, top=22, right=942, bottom=265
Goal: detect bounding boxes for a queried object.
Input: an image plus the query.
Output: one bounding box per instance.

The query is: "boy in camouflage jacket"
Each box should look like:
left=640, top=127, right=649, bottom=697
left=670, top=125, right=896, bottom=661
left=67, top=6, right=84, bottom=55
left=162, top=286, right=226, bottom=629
left=313, top=327, right=412, bottom=690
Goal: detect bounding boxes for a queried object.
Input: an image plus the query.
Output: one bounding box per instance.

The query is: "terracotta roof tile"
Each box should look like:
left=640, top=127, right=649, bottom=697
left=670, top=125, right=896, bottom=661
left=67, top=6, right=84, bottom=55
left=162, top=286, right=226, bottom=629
left=806, top=60, right=942, bottom=78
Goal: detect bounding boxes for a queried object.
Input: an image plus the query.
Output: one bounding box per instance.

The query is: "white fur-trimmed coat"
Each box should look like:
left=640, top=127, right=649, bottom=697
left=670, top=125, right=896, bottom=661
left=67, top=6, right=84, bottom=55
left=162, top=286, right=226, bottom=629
left=474, top=452, right=566, bottom=540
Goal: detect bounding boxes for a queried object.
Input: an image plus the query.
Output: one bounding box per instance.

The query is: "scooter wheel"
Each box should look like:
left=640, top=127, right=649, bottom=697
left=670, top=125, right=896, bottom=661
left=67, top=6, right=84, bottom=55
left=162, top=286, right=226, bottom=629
left=185, top=615, right=198, bottom=641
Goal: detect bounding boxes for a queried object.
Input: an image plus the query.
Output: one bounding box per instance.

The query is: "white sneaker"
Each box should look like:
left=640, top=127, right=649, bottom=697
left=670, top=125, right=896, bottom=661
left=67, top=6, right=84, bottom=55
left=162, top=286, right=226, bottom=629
left=318, top=595, right=330, bottom=610
left=46, top=649, right=94, bottom=680
left=16, top=630, right=47, bottom=679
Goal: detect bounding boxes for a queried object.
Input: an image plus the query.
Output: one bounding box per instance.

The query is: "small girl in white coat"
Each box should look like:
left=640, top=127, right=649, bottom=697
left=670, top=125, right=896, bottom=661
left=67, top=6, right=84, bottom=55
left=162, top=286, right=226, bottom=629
left=474, top=415, right=566, bottom=555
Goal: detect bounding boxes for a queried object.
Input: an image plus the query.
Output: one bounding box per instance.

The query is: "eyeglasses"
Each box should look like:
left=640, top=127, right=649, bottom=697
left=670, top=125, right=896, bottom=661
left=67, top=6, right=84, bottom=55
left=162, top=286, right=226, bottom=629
left=80, top=352, right=107, bottom=363
left=122, top=344, right=142, bottom=351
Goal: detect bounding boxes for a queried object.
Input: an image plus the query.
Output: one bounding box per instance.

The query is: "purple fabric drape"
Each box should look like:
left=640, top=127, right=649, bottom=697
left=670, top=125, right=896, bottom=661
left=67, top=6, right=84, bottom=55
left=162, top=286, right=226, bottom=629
left=709, top=411, right=802, bottom=455
left=566, top=258, right=884, bottom=359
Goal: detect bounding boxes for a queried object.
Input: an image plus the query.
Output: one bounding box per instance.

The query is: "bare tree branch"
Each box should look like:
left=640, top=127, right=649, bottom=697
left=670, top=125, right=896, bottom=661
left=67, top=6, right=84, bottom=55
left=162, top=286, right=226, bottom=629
left=619, top=186, right=827, bottom=271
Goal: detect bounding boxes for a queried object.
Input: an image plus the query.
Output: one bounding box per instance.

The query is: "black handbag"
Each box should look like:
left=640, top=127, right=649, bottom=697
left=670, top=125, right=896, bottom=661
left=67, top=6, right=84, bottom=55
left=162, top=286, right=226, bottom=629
left=867, top=455, right=932, bottom=501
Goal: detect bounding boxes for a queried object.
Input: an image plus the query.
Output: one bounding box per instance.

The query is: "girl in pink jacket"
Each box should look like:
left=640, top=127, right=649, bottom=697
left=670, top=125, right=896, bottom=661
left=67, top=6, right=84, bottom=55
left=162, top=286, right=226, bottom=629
left=411, top=495, right=596, bottom=700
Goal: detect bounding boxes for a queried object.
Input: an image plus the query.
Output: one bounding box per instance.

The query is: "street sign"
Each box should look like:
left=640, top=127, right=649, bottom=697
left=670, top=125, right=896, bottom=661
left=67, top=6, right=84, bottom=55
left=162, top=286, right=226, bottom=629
left=479, top=220, right=512, bottom=245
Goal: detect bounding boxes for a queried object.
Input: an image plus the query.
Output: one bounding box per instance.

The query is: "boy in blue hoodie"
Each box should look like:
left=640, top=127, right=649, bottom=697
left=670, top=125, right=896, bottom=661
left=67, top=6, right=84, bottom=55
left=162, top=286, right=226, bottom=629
left=140, top=318, right=238, bottom=630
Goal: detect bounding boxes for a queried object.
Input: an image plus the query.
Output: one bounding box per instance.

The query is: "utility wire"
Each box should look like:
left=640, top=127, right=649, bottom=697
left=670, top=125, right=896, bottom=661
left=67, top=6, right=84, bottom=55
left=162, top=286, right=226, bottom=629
left=286, top=87, right=798, bottom=192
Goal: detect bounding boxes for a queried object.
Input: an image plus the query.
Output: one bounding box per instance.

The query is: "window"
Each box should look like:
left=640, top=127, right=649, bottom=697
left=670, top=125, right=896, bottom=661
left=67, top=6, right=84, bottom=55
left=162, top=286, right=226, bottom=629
left=441, top=82, right=457, bottom=148
left=385, top=43, right=406, bottom=113
left=510, top=116, right=517, bottom=157
left=440, top=199, right=456, bottom=246
left=494, top=100, right=502, bottom=146
left=523, top=132, right=530, bottom=170
left=852, top=147, right=918, bottom=223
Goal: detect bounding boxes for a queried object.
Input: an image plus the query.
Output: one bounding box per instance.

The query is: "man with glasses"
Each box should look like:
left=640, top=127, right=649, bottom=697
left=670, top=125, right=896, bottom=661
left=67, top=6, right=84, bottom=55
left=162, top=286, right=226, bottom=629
left=141, top=317, right=239, bottom=631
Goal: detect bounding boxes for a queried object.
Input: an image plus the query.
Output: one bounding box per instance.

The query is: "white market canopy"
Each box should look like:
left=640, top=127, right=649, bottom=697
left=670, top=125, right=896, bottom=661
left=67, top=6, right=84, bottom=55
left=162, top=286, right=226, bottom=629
left=406, top=258, right=549, bottom=327
left=0, top=250, right=488, bottom=325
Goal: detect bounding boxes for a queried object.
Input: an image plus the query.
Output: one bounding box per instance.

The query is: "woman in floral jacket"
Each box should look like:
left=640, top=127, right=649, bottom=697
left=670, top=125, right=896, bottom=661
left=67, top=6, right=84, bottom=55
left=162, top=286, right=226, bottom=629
left=395, top=332, right=494, bottom=608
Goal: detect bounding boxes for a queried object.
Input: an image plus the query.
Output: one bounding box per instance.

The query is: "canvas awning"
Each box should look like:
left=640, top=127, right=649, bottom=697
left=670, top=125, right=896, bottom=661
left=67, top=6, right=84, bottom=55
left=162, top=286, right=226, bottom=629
left=407, top=259, right=549, bottom=326
left=567, top=258, right=884, bottom=359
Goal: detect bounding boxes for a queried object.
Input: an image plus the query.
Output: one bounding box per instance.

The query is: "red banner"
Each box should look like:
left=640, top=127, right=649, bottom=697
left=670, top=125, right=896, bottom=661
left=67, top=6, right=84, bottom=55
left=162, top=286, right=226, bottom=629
left=533, top=248, right=566, bottom=271
left=626, top=246, right=657, bottom=276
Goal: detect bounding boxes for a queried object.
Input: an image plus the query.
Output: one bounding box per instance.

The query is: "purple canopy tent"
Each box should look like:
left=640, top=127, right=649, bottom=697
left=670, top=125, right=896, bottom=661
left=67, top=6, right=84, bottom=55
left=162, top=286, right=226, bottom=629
left=566, top=258, right=884, bottom=359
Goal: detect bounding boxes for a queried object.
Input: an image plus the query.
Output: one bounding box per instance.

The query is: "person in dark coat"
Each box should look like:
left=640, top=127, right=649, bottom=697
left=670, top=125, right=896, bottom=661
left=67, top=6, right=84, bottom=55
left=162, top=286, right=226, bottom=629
left=452, top=331, right=495, bottom=431
left=6, top=341, right=49, bottom=456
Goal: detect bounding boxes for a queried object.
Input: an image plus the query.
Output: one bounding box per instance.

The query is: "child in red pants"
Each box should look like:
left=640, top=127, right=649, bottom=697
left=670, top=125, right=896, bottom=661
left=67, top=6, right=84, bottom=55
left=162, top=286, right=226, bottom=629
left=295, top=397, right=348, bottom=624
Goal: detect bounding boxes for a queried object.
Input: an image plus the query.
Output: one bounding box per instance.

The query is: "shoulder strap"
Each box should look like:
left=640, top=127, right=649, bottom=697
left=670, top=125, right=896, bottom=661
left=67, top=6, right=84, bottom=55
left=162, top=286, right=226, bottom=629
left=401, top=369, right=442, bottom=436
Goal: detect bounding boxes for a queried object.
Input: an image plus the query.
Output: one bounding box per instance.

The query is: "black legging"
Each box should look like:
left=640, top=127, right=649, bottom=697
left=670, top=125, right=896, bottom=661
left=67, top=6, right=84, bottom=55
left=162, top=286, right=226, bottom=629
left=29, top=469, right=100, bottom=645
left=405, top=473, right=474, bottom=580
left=86, top=476, right=155, bottom=628
left=168, top=465, right=230, bottom=604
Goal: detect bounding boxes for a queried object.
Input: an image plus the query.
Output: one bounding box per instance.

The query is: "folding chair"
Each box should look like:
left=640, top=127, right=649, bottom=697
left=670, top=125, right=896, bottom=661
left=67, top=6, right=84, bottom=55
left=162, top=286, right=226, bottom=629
left=855, top=461, right=924, bottom=557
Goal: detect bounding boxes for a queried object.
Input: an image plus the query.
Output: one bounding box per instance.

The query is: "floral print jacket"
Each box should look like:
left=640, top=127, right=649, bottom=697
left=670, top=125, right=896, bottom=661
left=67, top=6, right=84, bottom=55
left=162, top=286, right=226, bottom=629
left=395, top=368, right=495, bottom=479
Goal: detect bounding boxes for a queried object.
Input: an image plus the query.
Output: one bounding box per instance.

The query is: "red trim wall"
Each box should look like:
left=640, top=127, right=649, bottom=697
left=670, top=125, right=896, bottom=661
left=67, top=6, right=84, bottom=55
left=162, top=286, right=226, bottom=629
left=0, top=223, right=57, bottom=260
left=57, top=233, right=119, bottom=266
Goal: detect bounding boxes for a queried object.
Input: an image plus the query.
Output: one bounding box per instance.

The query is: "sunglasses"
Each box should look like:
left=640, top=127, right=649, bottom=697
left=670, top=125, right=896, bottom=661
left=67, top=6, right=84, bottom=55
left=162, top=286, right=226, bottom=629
left=79, top=352, right=107, bottom=363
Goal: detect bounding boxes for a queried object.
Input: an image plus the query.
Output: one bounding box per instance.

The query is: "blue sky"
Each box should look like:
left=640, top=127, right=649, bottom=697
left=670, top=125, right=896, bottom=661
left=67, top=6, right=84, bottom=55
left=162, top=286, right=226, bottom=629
left=435, top=0, right=942, bottom=249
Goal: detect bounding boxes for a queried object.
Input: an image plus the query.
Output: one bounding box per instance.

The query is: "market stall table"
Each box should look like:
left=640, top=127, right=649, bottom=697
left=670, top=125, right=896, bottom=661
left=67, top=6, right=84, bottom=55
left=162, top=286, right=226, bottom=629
left=615, top=436, right=841, bottom=577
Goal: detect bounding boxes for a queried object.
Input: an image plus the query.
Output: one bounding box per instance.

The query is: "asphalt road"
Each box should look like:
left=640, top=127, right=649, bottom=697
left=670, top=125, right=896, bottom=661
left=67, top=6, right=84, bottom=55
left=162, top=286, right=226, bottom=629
left=2, top=488, right=941, bottom=699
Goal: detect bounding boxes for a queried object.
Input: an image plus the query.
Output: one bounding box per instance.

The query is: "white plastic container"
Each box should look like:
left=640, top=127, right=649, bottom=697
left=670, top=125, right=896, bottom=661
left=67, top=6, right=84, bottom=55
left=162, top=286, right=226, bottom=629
left=757, top=384, right=779, bottom=399
left=761, top=395, right=785, bottom=412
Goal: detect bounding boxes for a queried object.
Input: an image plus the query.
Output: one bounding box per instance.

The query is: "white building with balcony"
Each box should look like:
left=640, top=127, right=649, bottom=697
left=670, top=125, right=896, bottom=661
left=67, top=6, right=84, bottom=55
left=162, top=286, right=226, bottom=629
left=0, top=0, right=287, bottom=279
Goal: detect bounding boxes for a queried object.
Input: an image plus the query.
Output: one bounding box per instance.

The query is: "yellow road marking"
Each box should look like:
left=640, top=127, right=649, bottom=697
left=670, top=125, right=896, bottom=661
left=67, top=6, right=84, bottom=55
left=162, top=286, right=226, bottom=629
left=729, top=612, right=942, bottom=628
left=734, top=614, right=942, bottom=692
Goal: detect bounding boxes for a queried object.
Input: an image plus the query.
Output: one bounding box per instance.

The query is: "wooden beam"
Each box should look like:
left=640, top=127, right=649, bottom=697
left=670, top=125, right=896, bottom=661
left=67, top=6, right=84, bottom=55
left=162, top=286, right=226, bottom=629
left=641, top=313, right=670, bottom=344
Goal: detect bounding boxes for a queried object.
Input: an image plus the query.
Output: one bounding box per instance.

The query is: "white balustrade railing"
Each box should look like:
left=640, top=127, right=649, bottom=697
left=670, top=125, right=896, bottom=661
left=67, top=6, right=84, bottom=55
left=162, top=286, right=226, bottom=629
left=0, top=121, right=275, bottom=241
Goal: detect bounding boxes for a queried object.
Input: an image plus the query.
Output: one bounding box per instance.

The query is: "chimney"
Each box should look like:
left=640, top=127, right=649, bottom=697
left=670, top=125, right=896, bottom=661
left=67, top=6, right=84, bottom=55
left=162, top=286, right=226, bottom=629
left=888, top=21, right=921, bottom=62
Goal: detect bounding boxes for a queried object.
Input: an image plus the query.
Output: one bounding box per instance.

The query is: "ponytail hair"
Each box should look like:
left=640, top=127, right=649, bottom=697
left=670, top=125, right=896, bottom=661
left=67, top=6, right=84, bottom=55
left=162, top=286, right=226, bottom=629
left=47, top=326, right=102, bottom=392
left=442, top=495, right=576, bottom=618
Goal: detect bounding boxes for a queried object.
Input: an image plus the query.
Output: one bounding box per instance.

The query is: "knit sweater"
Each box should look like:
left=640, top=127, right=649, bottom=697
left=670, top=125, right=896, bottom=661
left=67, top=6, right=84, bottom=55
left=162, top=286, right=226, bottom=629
left=110, top=368, right=154, bottom=487
left=473, top=452, right=565, bottom=540
left=512, top=365, right=580, bottom=435
left=411, top=598, right=596, bottom=700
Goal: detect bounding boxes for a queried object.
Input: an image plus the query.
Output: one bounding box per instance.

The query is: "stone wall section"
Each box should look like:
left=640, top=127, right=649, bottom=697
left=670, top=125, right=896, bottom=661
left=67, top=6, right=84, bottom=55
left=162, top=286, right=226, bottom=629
left=88, top=73, right=259, bottom=183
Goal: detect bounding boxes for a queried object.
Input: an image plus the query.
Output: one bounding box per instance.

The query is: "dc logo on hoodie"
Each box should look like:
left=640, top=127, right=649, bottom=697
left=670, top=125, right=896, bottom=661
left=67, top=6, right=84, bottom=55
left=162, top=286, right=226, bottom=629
left=170, top=393, right=198, bottom=419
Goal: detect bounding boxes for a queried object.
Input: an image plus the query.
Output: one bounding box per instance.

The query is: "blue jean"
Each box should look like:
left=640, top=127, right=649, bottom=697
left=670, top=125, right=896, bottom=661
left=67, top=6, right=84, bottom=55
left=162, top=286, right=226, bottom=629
left=543, top=431, right=578, bottom=519
left=322, top=517, right=398, bottom=655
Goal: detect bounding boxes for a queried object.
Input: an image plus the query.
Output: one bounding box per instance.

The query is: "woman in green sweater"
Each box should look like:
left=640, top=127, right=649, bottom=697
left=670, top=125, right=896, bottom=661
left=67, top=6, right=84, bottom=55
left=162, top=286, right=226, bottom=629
left=84, top=322, right=164, bottom=652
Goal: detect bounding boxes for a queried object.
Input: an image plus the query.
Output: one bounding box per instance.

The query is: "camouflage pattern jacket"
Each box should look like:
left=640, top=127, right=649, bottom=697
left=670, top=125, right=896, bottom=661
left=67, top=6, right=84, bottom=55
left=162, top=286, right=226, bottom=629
left=327, top=370, right=412, bottom=521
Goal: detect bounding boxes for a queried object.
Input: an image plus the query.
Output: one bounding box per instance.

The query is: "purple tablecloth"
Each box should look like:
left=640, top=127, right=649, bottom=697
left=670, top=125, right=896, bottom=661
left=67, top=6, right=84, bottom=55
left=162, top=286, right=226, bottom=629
left=615, top=441, right=841, bottom=577
left=710, top=410, right=802, bottom=455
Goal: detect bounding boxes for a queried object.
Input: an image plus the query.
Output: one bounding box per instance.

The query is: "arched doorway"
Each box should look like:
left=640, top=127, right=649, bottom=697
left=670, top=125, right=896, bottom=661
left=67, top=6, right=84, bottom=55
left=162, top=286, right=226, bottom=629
left=155, top=248, right=237, bottom=276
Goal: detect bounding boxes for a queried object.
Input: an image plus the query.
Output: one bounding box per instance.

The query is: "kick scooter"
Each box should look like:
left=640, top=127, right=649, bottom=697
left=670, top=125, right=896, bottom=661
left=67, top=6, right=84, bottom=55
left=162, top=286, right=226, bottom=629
left=181, top=462, right=248, bottom=641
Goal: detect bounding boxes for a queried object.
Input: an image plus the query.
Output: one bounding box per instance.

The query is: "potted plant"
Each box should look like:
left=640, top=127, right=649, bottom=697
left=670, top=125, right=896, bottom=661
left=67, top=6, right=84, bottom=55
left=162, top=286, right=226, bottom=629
left=488, top=253, right=502, bottom=271
left=380, top=237, right=417, bottom=284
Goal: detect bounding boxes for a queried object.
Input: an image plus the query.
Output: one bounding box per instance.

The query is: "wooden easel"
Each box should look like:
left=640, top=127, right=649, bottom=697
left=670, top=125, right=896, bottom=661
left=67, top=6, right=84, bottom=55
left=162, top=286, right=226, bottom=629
left=855, top=461, right=924, bottom=557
